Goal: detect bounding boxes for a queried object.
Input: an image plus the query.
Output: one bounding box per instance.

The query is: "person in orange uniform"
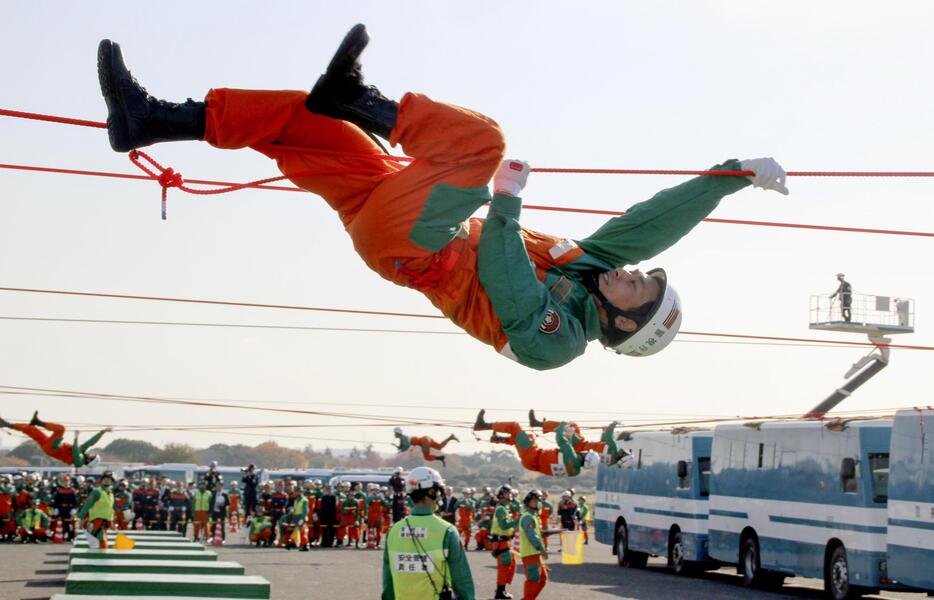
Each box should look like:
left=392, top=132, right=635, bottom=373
left=96, top=26, right=789, bottom=373
left=393, top=428, right=458, bottom=467
left=456, top=487, right=475, bottom=548
left=538, top=491, right=553, bottom=549
left=474, top=410, right=600, bottom=478
left=529, top=412, right=633, bottom=467
left=1, top=413, right=109, bottom=468
left=518, top=490, right=549, bottom=600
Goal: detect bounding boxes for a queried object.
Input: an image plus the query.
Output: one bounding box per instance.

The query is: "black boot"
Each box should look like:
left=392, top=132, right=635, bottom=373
left=29, top=411, right=42, bottom=427
left=494, top=585, right=513, bottom=599
left=529, top=409, right=545, bottom=429
left=438, top=456, right=446, bottom=468
left=0, top=416, right=11, bottom=429
left=305, top=24, right=398, bottom=139
left=490, top=433, right=511, bottom=444
left=473, top=409, right=492, bottom=431
left=97, top=39, right=205, bottom=152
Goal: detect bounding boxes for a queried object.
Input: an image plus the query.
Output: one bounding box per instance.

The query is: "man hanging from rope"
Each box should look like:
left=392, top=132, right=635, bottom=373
left=528, top=411, right=633, bottom=466
left=393, top=427, right=458, bottom=467
left=97, top=25, right=788, bottom=371
left=474, top=410, right=600, bottom=478
left=0, top=412, right=109, bottom=468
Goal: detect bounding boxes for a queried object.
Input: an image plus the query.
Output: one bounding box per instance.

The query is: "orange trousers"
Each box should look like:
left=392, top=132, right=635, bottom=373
left=457, top=507, right=473, bottom=547
left=522, top=554, right=548, bottom=600
left=203, top=89, right=510, bottom=350
left=491, top=422, right=561, bottom=476
left=13, top=422, right=73, bottom=464
left=410, top=436, right=446, bottom=462
left=192, top=510, right=209, bottom=539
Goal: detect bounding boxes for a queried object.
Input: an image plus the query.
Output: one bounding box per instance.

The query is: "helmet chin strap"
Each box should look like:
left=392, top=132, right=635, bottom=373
left=582, top=271, right=651, bottom=347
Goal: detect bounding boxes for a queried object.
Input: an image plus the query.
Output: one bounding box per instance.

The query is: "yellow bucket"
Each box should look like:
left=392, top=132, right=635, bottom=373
left=113, top=533, right=136, bottom=551
left=560, top=530, right=584, bottom=565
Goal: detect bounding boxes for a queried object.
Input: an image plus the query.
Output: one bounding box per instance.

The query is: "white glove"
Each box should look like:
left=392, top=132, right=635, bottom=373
left=741, top=157, right=789, bottom=195
left=493, top=159, right=531, bottom=197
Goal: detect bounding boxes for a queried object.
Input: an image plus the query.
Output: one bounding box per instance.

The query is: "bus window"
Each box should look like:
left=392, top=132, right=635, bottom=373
left=840, top=457, right=858, bottom=494
left=637, top=448, right=643, bottom=469
left=698, top=457, right=711, bottom=497
left=677, top=460, right=690, bottom=489
left=868, top=453, right=889, bottom=504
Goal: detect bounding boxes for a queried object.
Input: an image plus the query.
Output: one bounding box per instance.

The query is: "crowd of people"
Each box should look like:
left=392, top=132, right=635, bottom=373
left=0, top=463, right=592, bottom=550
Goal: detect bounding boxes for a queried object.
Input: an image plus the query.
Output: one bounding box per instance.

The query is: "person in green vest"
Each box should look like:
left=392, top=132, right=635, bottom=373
left=249, top=506, right=274, bottom=547
left=287, top=490, right=310, bottom=551
left=382, top=466, right=474, bottom=600
left=519, top=490, right=549, bottom=600
left=190, top=479, right=212, bottom=542
left=76, top=471, right=115, bottom=549
left=490, top=484, right=519, bottom=599
left=16, top=496, right=50, bottom=543
left=208, top=481, right=230, bottom=544
left=577, top=496, right=592, bottom=545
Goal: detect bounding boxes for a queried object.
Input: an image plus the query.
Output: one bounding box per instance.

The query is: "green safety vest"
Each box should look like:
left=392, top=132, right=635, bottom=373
left=193, top=489, right=212, bottom=512
left=293, top=495, right=308, bottom=518
left=88, top=489, right=115, bottom=521
left=519, top=511, right=542, bottom=558
left=490, top=505, right=514, bottom=537
left=21, top=508, right=47, bottom=529
left=386, top=513, right=453, bottom=600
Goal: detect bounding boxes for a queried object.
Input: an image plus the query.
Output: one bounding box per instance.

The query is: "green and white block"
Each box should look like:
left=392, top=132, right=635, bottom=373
left=69, top=549, right=218, bottom=563
left=70, top=559, right=245, bottom=576
left=64, top=573, right=270, bottom=599
left=73, top=540, right=205, bottom=551
left=105, top=530, right=184, bottom=537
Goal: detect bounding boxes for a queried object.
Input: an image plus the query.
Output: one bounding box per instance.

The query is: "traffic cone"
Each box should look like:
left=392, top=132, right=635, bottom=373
left=52, top=518, right=64, bottom=544
left=212, top=521, right=224, bottom=546
left=134, top=517, right=143, bottom=531
left=230, top=512, right=239, bottom=533
left=366, top=527, right=377, bottom=549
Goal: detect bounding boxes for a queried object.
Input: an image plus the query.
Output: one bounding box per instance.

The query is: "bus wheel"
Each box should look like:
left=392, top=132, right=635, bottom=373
left=616, top=524, right=648, bottom=568
left=825, top=545, right=856, bottom=600
left=669, top=530, right=691, bottom=575
left=740, top=536, right=762, bottom=588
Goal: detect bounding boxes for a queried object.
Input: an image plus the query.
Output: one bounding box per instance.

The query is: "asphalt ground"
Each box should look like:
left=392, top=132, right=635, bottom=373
left=0, top=535, right=928, bottom=600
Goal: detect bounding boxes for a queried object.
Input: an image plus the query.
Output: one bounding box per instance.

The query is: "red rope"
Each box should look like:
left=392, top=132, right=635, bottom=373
left=3, top=160, right=934, bottom=238
left=0, top=286, right=930, bottom=350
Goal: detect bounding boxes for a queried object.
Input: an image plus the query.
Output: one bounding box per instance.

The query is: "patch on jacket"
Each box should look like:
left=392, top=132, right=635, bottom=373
left=539, top=309, right=561, bottom=334
left=548, top=276, right=573, bottom=305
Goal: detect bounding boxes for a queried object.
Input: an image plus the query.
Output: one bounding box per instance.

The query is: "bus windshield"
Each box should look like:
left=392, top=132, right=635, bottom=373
left=868, top=453, right=889, bottom=504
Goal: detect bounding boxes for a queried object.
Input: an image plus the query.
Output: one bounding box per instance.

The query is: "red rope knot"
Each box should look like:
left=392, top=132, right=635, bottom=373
left=128, top=150, right=184, bottom=220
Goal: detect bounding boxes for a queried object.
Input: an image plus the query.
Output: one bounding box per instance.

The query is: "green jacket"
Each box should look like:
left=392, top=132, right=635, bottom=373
left=477, top=162, right=750, bottom=370
left=381, top=506, right=475, bottom=600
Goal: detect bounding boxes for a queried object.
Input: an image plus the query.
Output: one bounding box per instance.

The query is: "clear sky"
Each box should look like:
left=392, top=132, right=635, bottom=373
left=1, top=1, right=932, bottom=456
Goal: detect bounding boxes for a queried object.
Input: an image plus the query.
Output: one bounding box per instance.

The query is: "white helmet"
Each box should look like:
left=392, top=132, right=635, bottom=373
left=86, top=455, right=101, bottom=468
left=209, top=460, right=218, bottom=468
left=393, top=427, right=403, bottom=435
left=608, top=269, right=682, bottom=357
left=404, top=466, right=445, bottom=494
left=583, top=450, right=600, bottom=470
left=394, top=467, right=404, bottom=474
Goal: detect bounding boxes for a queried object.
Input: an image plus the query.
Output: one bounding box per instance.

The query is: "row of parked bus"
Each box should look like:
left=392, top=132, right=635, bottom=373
left=595, top=408, right=933, bottom=599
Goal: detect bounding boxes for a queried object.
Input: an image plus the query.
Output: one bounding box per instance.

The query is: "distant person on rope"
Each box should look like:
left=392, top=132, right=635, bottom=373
left=474, top=410, right=600, bottom=478
left=393, top=427, right=458, bottom=467
left=0, top=412, right=110, bottom=468
left=528, top=411, right=634, bottom=467
left=96, top=25, right=789, bottom=371
left=830, top=273, right=853, bottom=322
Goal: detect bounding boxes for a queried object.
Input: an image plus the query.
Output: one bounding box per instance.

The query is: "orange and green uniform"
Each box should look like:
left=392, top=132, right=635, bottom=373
left=455, top=496, right=475, bottom=548
left=11, top=422, right=107, bottom=467
left=201, top=89, right=750, bottom=370
left=17, top=507, right=50, bottom=540
left=491, top=503, right=518, bottom=587
left=77, top=487, right=114, bottom=549
left=519, top=507, right=548, bottom=600
left=396, top=434, right=447, bottom=463
left=249, top=514, right=273, bottom=544
left=542, top=420, right=626, bottom=462
left=491, top=421, right=583, bottom=477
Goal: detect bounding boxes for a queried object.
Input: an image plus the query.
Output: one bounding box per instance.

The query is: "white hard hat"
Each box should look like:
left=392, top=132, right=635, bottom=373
left=393, top=427, right=403, bottom=435
left=394, top=466, right=404, bottom=474
left=209, top=460, right=218, bottom=468
left=608, top=269, right=682, bottom=357
left=404, top=466, right=445, bottom=494
left=86, top=455, right=101, bottom=468
left=583, top=450, right=601, bottom=470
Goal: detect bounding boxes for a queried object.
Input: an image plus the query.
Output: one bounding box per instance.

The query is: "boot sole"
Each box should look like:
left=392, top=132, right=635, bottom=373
left=97, top=40, right=134, bottom=152
left=305, top=24, right=369, bottom=115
